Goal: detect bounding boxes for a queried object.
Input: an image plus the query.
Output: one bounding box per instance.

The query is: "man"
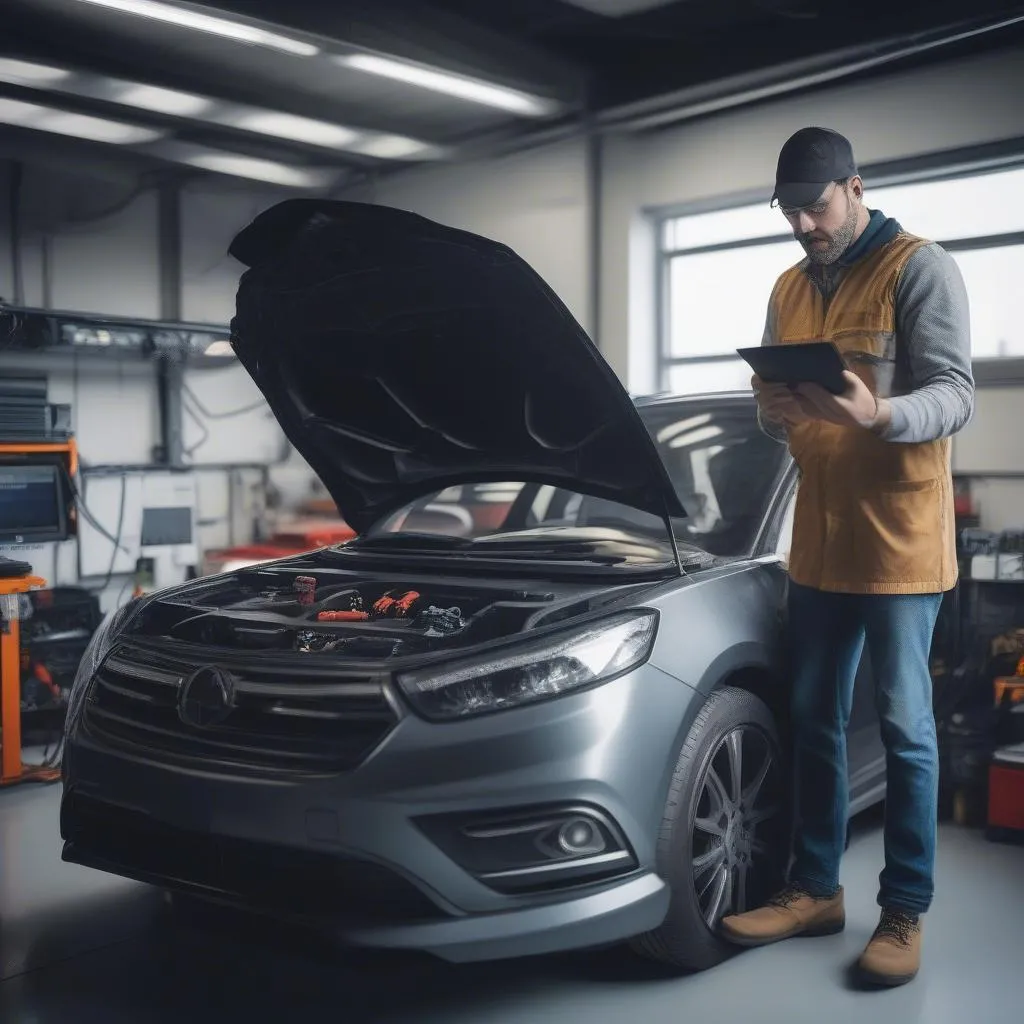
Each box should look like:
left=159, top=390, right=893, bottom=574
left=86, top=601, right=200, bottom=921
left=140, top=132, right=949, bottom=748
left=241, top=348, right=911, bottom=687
left=719, top=127, right=974, bottom=987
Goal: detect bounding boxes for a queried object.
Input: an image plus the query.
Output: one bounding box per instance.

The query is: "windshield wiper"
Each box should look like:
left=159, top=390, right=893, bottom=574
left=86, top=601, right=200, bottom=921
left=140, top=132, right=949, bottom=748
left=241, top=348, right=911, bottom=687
left=352, top=533, right=471, bottom=550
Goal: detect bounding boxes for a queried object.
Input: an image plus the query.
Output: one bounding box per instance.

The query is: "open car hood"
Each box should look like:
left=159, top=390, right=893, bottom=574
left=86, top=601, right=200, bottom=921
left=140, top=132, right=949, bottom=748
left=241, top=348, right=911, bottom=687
left=228, top=199, right=685, bottom=534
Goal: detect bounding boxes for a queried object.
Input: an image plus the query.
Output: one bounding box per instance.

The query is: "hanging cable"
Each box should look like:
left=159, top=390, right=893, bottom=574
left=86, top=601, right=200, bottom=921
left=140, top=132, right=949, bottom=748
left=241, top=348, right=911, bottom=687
left=84, top=473, right=128, bottom=595
left=181, top=380, right=268, bottom=420
left=181, top=389, right=211, bottom=458
left=59, top=463, right=131, bottom=554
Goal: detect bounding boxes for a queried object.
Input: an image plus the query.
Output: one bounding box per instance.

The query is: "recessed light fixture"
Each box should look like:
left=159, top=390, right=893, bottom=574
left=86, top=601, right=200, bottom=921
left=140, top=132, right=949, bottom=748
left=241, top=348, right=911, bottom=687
left=0, top=96, right=163, bottom=144
left=0, top=57, right=71, bottom=83
left=339, top=54, right=555, bottom=117
left=226, top=111, right=358, bottom=148
left=73, top=0, right=320, bottom=57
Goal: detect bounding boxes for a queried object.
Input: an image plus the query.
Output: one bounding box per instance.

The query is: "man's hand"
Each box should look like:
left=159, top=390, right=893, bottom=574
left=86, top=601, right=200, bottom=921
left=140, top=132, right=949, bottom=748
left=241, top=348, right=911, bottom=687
left=794, top=371, right=890, bottom=432
left=751, top=375, right=815, bottom=426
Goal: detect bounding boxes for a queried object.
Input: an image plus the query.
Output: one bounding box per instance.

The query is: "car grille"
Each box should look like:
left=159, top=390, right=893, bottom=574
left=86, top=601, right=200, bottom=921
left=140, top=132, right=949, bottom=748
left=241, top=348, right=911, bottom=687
left=62, top=792, right=444, bottom=923
left=83, top=640, right=398, bottom=776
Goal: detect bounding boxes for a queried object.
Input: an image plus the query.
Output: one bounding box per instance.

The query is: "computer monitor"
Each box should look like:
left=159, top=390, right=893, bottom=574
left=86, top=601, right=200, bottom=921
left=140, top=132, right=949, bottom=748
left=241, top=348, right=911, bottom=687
left=0, top=462, right=69, bottom=544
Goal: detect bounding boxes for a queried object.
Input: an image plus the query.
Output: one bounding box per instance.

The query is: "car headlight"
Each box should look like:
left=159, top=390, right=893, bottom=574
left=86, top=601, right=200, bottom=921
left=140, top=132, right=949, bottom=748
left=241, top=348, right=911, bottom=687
left=64, top=598, right=145, bottom=736
left=396, top=610, right=658, bottom=721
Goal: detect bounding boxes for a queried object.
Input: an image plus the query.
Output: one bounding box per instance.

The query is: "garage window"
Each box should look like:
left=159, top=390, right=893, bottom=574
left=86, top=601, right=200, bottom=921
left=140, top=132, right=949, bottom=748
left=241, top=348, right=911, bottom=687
left=658, top=161, right=1024, bottom=393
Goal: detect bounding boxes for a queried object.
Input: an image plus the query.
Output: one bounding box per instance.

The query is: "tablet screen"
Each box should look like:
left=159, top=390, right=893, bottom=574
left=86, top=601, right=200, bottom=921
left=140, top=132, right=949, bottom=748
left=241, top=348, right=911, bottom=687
left=736, top=341, right=847, bottom=395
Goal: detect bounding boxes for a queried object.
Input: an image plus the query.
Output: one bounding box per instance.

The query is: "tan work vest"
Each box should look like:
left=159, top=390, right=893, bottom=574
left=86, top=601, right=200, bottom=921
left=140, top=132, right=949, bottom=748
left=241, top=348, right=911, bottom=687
left=772, top=232, right=957, bottom=595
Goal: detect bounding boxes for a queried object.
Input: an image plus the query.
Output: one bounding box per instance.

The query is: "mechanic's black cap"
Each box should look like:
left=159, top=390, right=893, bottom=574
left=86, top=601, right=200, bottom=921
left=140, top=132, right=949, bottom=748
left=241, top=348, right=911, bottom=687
left=772, top=127, right=858, bottom=209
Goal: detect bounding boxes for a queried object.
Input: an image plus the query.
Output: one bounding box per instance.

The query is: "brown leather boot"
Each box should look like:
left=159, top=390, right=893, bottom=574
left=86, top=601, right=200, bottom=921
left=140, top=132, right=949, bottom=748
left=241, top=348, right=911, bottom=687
left=857, top=908, right=923, bottom=986
left=719, top=884, right=845, bottom=947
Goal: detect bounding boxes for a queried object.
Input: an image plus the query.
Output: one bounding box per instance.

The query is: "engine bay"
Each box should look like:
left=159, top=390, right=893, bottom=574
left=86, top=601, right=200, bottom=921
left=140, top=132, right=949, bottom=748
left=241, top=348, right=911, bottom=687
left=127, top=561, right=639, bottom=661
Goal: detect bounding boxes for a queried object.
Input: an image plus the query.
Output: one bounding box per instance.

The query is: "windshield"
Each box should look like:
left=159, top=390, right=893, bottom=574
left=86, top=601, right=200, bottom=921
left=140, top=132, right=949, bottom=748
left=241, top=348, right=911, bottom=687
left=360, top=397, right=789, bottom=562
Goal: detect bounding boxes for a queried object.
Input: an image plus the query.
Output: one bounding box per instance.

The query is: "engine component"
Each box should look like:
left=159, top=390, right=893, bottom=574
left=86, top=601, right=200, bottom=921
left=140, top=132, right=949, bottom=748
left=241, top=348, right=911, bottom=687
left=373, top=590, right=421, bottom=618
left=295, top=630, right=408, bottom=658
left=317, top=610, right=370, bottom=622
left=294, top=576, right=317, bottom=606
left=296, top=630, right=335, bottom=653
left=419, top=605, right=466, bottom=637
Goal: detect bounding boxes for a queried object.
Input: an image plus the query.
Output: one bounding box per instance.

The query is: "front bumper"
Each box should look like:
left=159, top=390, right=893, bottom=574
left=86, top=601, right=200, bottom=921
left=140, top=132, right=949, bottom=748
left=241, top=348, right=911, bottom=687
left=61, top=663, right=695, bottom=963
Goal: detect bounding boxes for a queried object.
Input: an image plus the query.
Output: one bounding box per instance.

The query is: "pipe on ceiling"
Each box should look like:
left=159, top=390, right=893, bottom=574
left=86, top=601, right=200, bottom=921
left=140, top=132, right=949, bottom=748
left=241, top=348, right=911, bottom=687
left=452, top=9, right=1024, bottom=160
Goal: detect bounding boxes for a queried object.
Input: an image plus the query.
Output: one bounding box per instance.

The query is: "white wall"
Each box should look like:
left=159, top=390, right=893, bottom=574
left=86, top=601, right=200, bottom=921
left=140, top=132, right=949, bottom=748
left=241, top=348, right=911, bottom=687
left=48, top=192, right=162, bottom=318
left=338, top=138, right=592, bottom=333
left=179, top=179, right=285, bottom=324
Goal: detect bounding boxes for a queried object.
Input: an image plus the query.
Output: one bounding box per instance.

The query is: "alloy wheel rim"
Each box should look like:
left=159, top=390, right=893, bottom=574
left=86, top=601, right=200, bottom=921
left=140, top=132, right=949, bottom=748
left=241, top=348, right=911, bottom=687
left=691, top=725, right=781, bottom=928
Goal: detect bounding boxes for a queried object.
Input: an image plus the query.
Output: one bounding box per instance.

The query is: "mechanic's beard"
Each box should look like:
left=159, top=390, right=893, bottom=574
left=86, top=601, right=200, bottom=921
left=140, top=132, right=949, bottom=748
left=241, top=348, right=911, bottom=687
left=798, top=203, right=860, bottom=265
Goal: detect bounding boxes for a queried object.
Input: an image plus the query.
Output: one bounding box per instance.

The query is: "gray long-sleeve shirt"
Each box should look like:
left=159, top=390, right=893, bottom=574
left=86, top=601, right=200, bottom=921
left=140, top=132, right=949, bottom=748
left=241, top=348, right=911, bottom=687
left=757, top=234, right=975, bottom=445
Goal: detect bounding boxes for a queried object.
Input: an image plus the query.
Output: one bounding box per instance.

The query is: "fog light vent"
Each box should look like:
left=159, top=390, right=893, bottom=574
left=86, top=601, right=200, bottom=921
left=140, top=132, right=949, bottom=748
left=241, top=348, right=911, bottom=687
left=416, top=804, right=636, bottom=894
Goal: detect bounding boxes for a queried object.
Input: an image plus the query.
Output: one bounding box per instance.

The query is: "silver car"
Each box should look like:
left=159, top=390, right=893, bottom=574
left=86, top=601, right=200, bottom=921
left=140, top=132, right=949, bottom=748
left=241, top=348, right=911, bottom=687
left=60, top=200, right=886, bottom=972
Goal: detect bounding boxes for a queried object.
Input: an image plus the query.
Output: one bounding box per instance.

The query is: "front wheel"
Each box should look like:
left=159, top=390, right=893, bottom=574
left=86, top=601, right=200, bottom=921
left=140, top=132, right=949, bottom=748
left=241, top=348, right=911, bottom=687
left=630, top=686, right=789, bottom=971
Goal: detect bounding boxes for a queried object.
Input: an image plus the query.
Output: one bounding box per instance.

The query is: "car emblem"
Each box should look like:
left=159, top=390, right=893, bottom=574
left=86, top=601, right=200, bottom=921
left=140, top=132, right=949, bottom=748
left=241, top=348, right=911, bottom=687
left=178, top=666, right=236, bottom=729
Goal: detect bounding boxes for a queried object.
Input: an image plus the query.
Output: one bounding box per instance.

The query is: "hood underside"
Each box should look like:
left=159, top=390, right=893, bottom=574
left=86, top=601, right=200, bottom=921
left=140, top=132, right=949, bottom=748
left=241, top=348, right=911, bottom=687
left=228, top=199, right=685, bottom=534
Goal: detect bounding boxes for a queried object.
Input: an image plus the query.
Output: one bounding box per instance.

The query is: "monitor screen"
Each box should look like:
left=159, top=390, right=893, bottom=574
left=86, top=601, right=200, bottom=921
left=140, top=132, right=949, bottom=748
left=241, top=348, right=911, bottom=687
left=140, top=506, right=193, bottom=547
left=0, top=463, right=65, bottom=542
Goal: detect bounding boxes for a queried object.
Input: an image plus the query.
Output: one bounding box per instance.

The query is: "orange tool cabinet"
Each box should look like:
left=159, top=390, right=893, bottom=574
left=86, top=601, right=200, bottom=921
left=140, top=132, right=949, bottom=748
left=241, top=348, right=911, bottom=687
left=0, top=437, right=78, bottom=785
left=1, top=557, right=55, bottom=786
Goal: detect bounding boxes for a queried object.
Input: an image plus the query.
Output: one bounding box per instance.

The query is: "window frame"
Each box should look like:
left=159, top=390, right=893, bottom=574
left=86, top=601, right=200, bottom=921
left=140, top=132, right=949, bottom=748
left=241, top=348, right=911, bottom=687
left=655, top=138, right=1024, bottom=393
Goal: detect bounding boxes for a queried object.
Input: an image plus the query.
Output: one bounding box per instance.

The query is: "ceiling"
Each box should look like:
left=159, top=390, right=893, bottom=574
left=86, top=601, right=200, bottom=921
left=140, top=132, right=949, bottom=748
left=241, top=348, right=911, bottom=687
left=2, top=0, right=1024, bottom=191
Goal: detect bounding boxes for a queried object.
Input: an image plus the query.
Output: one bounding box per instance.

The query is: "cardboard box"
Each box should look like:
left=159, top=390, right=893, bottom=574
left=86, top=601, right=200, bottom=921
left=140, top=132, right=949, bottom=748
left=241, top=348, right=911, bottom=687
left=971, top=554, right=998, bottom=579
left=997, top=553, right=1024, bottom=580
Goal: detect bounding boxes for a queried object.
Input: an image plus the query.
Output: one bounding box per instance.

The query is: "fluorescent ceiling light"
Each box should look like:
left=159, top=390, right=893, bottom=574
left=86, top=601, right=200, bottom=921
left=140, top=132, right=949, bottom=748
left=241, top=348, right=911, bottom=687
left=0, top=59, right=433, bottom=160
left=179, top=150, right=325, bottom=188
left=227, top=111, right=357, bottom=148
left=340, top=54, right=554, bottom=117
left=0, top=57, right=70, bottom=83
left=147, top=140, right=335, bottom=187
left=112, top=83, right=210, bottom=116
left=0, top=96, right=163, bottom=144
left=349, top=134, right=433, bottom=159
left=73, top=0, right=320, bottom=57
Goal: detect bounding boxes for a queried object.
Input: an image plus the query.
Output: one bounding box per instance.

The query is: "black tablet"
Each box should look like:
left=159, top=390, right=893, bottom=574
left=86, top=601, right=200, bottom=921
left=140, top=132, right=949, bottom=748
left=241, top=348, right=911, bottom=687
left=736, top=341, right=848, bottom=395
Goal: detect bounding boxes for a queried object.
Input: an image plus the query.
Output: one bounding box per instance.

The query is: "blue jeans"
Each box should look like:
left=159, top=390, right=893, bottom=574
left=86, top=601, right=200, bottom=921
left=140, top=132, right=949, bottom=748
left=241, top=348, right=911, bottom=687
left=787, top=581, right=943, bottom=916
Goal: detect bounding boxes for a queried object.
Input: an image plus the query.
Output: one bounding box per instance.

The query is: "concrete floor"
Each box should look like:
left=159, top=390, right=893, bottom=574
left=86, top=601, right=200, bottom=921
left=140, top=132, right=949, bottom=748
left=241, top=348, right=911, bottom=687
left=2, top=774, right=1022, bottom=1024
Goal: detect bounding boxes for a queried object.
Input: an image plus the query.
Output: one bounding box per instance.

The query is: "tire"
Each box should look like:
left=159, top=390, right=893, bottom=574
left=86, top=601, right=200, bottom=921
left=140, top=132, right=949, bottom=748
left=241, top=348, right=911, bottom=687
left=630, top=685, right=789, bottom=972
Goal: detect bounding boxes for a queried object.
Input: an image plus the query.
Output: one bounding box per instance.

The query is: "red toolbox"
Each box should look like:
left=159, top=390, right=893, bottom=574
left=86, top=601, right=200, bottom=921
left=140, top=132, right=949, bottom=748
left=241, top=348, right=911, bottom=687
left=988, top=744, right=1024, bottom=833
